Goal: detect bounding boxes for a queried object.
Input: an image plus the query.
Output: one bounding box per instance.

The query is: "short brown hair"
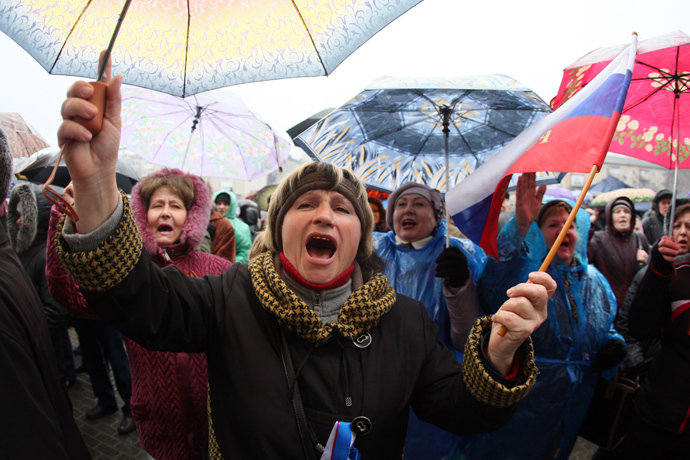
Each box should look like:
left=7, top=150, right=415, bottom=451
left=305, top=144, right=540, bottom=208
left=138, top=175, right=195, bottom=211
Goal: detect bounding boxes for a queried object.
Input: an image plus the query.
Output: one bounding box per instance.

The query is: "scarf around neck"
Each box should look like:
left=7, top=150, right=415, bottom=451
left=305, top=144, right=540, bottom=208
left=248, top=251, right=396, bottom=342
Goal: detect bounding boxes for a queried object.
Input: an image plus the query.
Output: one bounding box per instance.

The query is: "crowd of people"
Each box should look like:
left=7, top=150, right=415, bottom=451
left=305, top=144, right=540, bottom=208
left=1, top=69, right=689, bottom=460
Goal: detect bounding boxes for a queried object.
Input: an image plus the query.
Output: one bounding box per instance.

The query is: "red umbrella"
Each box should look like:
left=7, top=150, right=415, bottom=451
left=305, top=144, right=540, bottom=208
left=552, top=30, right=690, bottom=228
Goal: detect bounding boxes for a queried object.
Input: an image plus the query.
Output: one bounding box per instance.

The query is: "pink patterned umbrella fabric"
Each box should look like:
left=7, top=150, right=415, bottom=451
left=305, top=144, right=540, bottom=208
left=119, top=87, right=291, bottom=180
left=552, top=30, right=690, bottom=170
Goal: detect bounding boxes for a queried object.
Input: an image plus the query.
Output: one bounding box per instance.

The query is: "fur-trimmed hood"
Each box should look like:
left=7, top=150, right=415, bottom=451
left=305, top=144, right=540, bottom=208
left=8, top=183, right=37, bottom=253
left=131, top=168, right=211, bottom=255
left=0, top=128, right=12, bottom=200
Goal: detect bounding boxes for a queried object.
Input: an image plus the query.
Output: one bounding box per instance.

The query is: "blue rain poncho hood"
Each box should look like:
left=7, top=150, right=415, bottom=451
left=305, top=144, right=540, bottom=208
left=452, top=198, right=623, bottom=460
left=373, top=219, right=487, bottom=348
left=373, top=219, right=489, bottom=460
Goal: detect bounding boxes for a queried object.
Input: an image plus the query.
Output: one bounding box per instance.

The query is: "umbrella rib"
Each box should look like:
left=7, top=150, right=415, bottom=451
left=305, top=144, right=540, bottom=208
left=623, top=85, right=667, bottom=112
left=289, top=0, right=328, bottom=75
left=183, top=3, right=191, bottom=97
left=210, top=116, right=276, bottom=151
left=633, top=54, right=678, bottom=76
left=146, top=113, right=196, bottom=165
left=50, top=1, right=94, bottom=73
left=348, top=110, right=440, bottom=154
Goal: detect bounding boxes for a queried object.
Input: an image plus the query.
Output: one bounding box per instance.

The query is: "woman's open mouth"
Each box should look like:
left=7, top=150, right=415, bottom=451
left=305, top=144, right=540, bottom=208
left=157, top=223, right=173, bottom=233
left=306, top=235, right=336, bottom=259
left=402, top=219, right=416, bottom=229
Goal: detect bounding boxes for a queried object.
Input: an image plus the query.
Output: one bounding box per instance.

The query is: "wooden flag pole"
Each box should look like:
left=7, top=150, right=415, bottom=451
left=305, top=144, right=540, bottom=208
left=496, top=164, right=599, bottom=337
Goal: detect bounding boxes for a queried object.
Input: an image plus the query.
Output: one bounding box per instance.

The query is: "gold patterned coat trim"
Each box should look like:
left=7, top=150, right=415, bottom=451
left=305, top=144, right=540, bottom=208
left=56, top=191, right=143, bottom=292
left=248, top=251, right=396, bottom=342
left=463, top=316, right=537, bottom=408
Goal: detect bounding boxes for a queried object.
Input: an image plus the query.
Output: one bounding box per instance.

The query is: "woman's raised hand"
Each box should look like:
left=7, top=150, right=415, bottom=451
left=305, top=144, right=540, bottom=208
left=57, top=51, right=122, bottom=233
left=487, top=271, right=555, bottom=375
left=515, top=173, right=546, bottom=237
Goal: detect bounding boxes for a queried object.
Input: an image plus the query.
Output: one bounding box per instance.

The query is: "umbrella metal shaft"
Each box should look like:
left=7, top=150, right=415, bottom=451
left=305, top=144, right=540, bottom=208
left=97, top=0, right=134, bottom=81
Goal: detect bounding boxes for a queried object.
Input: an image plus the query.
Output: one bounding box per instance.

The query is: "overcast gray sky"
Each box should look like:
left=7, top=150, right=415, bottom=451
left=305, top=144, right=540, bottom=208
left=1, top=0, right=688, bottom=152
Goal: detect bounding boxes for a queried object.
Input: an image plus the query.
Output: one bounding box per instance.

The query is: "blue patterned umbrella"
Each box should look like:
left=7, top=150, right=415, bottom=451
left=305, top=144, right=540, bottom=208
left=295, top=75, right=559, bottom=193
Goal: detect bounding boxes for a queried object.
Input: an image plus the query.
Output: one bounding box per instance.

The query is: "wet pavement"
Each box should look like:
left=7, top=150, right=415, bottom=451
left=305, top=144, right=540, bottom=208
left=67, top=328, right=153, bottom=460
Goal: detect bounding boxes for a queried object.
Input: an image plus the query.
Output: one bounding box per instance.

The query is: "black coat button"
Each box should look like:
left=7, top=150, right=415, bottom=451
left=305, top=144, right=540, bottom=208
left=353, top=333, right=372, bottom=348
left=351, top=416, right=372, bottom=436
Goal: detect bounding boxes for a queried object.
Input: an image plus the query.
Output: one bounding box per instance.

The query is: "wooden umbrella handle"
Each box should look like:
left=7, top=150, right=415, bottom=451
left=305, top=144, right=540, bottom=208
left=74, top=81, right=107, bottom=136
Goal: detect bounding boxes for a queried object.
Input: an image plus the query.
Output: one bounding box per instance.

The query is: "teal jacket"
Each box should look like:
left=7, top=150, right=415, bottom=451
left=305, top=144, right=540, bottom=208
left=214, top=190, right=252, bottom=263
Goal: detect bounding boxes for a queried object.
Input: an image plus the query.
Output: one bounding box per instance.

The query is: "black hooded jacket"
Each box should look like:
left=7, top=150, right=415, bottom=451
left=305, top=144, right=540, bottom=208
left=588, top=196, right=649, bottom=310
left=641, top=189, right=672, bottom=245
left=8, top=185, right=66, bottom=328
left=0, top=129, right=91, bottom=458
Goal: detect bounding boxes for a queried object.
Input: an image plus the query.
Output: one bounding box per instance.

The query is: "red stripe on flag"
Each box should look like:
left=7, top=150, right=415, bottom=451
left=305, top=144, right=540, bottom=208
left=507, top=115, right=614, bottom=175
left=478, top=176, right=512, bottom=259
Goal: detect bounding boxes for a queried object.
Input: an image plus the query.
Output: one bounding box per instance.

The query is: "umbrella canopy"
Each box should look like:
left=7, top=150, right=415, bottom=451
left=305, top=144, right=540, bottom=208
left=120, top=87, right=290, bottom=180
left=590, top=187, right=656, bottom=207
left=251, top=184, right=278, bottom=212
left=553, top=30, right=690, bottom=170
left=294, top=75, right=557, bottom=193
left=0, top=112, right=49, bottom=158
left=588, top=176, right=632, bottom=196
left=287, top=108, right=335, bottom=140
left=544, top=186, right=577, bottom=201
left=0, top=0, right=423, bottom=97
left=17, top=148, right=139, bottom=193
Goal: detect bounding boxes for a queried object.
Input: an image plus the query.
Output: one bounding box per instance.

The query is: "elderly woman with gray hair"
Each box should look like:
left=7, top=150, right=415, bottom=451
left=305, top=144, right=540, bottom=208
left=53, top=68, right=556, bottom=459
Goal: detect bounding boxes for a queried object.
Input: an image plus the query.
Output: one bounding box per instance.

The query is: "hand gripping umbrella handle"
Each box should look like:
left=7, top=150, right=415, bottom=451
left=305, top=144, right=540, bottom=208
left=74, top=81, right=108, bottom=136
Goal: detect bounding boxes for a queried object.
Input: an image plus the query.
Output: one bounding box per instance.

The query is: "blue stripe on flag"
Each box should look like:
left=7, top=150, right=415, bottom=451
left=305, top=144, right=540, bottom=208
left=563, top=71, right=631, bottom=119
left=453, top=194, right=494, bottom=244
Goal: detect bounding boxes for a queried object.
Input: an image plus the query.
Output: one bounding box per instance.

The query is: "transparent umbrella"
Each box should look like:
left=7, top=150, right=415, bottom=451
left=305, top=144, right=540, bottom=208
left=120, top=87, right=290, bottom=180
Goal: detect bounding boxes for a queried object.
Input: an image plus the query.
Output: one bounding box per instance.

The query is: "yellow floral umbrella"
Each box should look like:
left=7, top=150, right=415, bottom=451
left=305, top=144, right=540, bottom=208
left=0, top=0, right=423, bottom=97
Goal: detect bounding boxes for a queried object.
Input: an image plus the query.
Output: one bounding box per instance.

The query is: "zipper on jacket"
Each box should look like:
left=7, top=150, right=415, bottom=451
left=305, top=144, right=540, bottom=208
left=314, top=291, right=321, bottom=317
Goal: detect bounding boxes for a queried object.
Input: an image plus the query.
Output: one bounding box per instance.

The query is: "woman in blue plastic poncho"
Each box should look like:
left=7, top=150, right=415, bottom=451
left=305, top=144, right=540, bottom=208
left=451, top=174, right=626, bottom=460
left=372, top=182, right=489, bottom=460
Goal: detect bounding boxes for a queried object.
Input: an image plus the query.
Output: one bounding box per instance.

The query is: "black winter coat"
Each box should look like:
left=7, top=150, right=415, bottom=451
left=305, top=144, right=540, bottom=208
left=9, top=187, right=66, bottom=328
left=588, top=196, right=649, bottom=309
left=628, top=247, right=690, bottom=435
left=83, top=257, right=519, bottom=459
left=0, top=224, right=91, bottom=459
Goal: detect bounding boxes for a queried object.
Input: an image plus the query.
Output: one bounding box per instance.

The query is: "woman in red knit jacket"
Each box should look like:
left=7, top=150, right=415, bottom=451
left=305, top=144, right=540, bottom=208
left=47, top=168, right=231, bottom=459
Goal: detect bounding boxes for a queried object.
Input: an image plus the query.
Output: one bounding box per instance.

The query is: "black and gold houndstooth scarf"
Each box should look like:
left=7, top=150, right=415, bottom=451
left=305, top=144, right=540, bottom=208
left=248, top=252, right=396, bottom=342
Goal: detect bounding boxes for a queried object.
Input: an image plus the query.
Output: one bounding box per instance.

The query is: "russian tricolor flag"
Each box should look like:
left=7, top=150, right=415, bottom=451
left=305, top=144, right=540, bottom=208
left=447, top=34, right=638, bottom=258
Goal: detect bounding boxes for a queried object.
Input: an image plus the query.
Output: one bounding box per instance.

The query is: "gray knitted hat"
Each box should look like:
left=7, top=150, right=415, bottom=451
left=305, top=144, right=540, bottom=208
left=386, top=182, right=445, bottom=230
